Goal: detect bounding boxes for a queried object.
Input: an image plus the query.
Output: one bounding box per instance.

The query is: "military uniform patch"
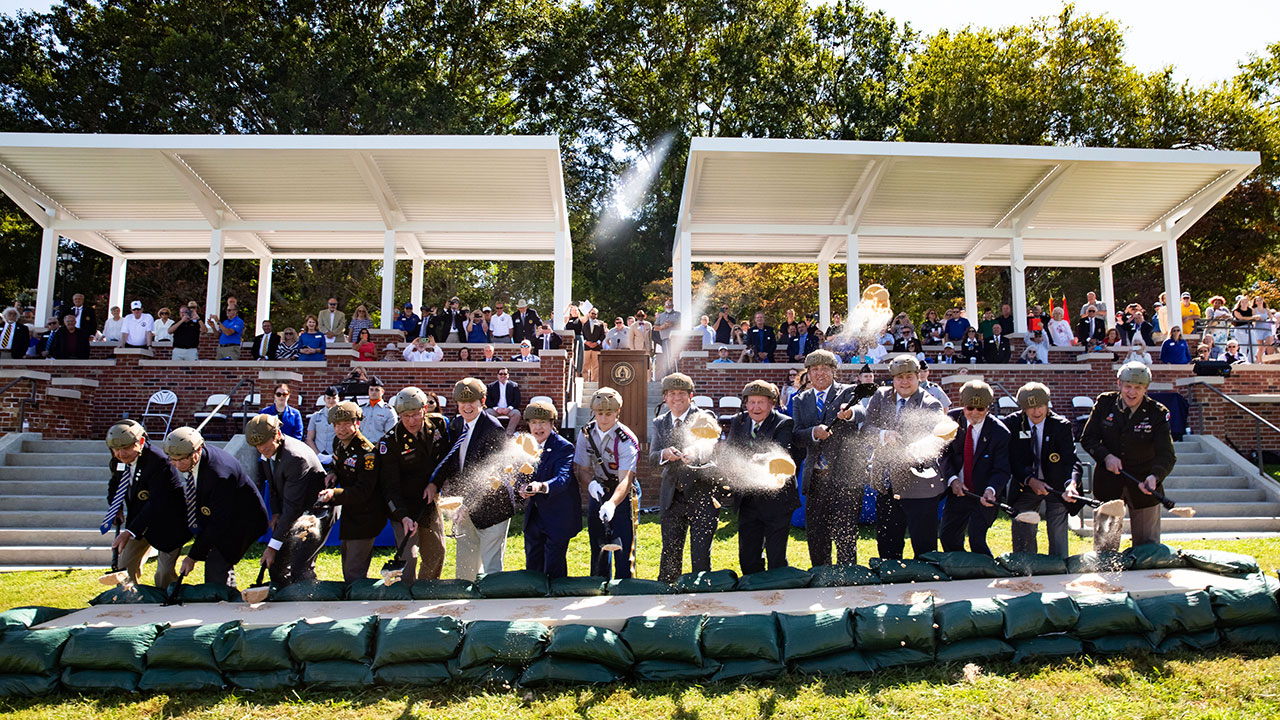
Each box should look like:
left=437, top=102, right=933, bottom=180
left=364, top=456, right=375, bottom=471
left=379, top=441, right=388, bottom=455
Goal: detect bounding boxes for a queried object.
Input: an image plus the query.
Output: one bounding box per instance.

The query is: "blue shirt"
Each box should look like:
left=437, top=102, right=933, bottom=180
left=298, top=331, right=326, bottom=361
left=1160, top=338, right=1191, bottom=365
left=259, top=404, right=304, bottom=441
left=220, top=315, right=245, bottom=346
left=944, top=317, right=971, bottom=341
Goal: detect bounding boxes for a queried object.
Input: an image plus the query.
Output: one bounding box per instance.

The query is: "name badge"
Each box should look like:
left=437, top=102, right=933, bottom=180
left=1019, top=431, right=1031, bottom=440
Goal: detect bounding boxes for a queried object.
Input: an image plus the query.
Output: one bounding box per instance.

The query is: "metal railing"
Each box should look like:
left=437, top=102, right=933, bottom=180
left=194, top=376, right=255, bottom=438
left=1193, top=381, right=1280, bottom=474
left=0, top=376, right=38, bottom=432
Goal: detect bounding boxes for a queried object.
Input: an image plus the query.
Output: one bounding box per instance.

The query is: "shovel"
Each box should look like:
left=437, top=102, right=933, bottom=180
left=1117, top=468, right=1195, bottom=517
left=1051, top=491, right=1128, bottom=518
left=598, top=539, right=623, bottom=582
left=162, top=570, right=188, bottom=607
left=98, top=521, right=129, bottom=586
left=242, top=566, right=270, bottom=604
left=964, top=490, right=1040, bottom=525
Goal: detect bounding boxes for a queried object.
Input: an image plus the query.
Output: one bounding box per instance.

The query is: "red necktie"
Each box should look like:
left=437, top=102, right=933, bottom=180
left=962, top=424, right=975, bottom=491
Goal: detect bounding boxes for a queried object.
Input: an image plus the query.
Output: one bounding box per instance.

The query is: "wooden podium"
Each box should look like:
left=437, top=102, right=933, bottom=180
left=598, top=350, right=650, bottom=443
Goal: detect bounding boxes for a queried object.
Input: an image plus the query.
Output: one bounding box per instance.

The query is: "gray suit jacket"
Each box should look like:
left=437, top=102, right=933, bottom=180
left=260, top=436, right=328, bottom=544
left=862, top=386, right=946, bottom=499
left=791, top=382, right=863, bottom=492
left=649, top=407, right=720, bottom=511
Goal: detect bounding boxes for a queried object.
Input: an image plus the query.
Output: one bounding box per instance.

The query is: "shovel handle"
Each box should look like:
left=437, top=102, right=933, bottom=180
left=963, top=490, right=1014, bottom=515
left=254, top=566, right=267, bottom=587
left=1117, top=468, right=1176, bottom=510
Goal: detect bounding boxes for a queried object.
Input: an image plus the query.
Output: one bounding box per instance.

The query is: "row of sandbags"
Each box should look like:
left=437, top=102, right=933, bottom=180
left=5, top=573, right=1279, bottom=696
left=88, top=545, right=1263, bottom=607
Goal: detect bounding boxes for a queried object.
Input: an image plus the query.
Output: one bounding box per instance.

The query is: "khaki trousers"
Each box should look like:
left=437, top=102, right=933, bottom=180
left=117, top=536, right=180, bottom=589
left=1094, top=503, right=1162, bottom=553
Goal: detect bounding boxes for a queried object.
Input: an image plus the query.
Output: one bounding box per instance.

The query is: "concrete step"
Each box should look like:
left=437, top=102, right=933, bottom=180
left=21, top=440, right=104, bottom=453
left=4, top=452, right=108, bottom=468
left=1161, top=476, right=1251, bottom=489
left=1166, top=463, right=1234, bottom=476
left=1173, top=452, right=1216, bottom=464
left=0, top=510, right=104, bottom=529
left=0, top=480, right=109, bottom=496
left=0, top=495, right=103, bottom=511
left=0, top=545, right=112, bottom=566
left=0, top=466, right=110, bottom=482
left=1081, top=516, right=1280, bottom=534
left=1164, top=488, right=1268, bottom=503
left=0, top=528, right=112, bottom=547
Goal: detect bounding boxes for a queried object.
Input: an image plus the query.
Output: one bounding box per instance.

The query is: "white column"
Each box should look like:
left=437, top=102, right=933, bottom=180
left=204, top=229, right=224, bottom=324
left=255, top=257, right=272, bottom=331
left=109, top=256, right=127, bottom=312
left=33, top=214, right=58, bottom=324
left=381, top=230, right=396, bottom=330
left=818, top=261, right=831, bottom=328
left=845, top=233, right=860, bottom=318
left=553, top=230, right=572, bottom=330
left=678, top=232, right=694, bottom=331
left=1162, top=231, right=1183, bottom=335
left=1010, top=234, right=1028, bottom=333
left=411, top=258, right=424, bottom=315
left=963, top=262, right=978, bottom=326
left=1099, top=263, right=1117, bottom=330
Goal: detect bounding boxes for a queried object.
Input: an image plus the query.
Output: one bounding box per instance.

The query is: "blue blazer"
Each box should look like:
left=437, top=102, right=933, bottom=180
left=523, top=432, right=582, bottom=543
left=189, top=444, right=269, bottom=563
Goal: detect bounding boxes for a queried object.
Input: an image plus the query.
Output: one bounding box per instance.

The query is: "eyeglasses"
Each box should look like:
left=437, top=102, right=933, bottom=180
left=965, top=405, right=989, bottom=412
left=159, top=311, right=169, bottom=316
left=275, top=391, right=290, bottom=397
left=328, top=302, right=337, bottom=307
left=498, top=372, right=509, bottom=377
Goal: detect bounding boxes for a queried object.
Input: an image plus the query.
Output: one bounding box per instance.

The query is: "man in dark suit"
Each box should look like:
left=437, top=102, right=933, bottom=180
left=511, top=300, right=542, bottom=344
left=429, top=378, right=511, bottom=581
left=649, top=373, right=720, bottom=582
left=1075, top=305, right=1105, bottom=345
left=722, top=380, right=796, bottom=574
left=982, top=323, right=1012, bottom=363
left=104, top=420, right=190, bottom=588
left=518, top=401, right=581, bottom=579
left=48, top=314, right=86, bottom=360
left=434, top=297, right=466, bottom=342
left=486, top=368, right=522, bottom=436
left=938, top=380, right=1011, bottom=556
left=788, top=320, right=820, bottom=363
left=533, top=322, right=563, bottom=354
left=746, top=312, right=777, bottom=363
left=251, top=320, right=281, bottom=360
left=1004, top=382, right=1082, bottom=558
left=378, top=387, right=450, bottom=584
left=68, top=293, right=98, bottom=339
left=0, top=307, right=30, bottom=360
left=161, top=426, right=269, bottom=587
left=792, top=350, right=862, bottom=566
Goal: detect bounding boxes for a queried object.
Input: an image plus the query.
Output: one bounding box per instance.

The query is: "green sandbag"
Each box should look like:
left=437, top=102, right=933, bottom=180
left=1180, top=549, right=1261, bottom=576
left=1221, top=622, right=1280, bottom=646
left=919, top=551, right=1012, bottom=580
left=808, top=564, right=879, bottom=588
left=621, top=616, right=704, bottom=665
left=734, top=566, right=813, bottom=591
left=674, top=569, right=739, bottom=593
left=0, top=627, right=71, bottom=675
left=997, top=593, right=1079, bottom=640
left=176, top=583, right=242, bottom=603
left=790, top=649, right=872, bottom=675
left=476, top=569, right=549, bottom=599
left=1138, top=591, right=1217, bottom=643
left=59, top=667, right=139, bottom=693
left=607, top=578, right=675, bottom=596
left=288, top=616, right=376, bottom=663
left=701, top=615, right=780, bottom=662
left=345, top=579, right=412, bottom=601
left=632, top=659, right=721, bottom=682
left=1073, top=593, right=1154, bottom=639
left=1154, top=630, right=1220, bottom=654
left=1066, top=551, right=1133, bottom=574
left=411, top=579, right=480, bottom=600
left=872, top=558, right=949, bottom=584
left=854, top=600, right=936, bottom=652
left=146, top=621, right=238, bottom=671
left=457, top=620, right=549, bottom=669
left=217, top=623, right=294, bottom=671
left=1084, top=634, right=1154, bottom=655
left=0, top=606, right=75, bottom=631
left=865, top=648, right=934, bottom=669
left=549, top=577, right=606, bottom=597
left=996, top=552, right=1068, bottom=577
left=1011, top=634, right=1083, bottom=663
left=62, top=624, right=165, bottom=673
left=936, top=638, right=1015, bottom=664
left=373, top=662, right=452, bottom=686
left=709, top=658, right=785, bottom=683
left=519, top=656, right=621, bottom=687
left=137, top=667, right=225, bottom=692
left=373, top=617, right=463, bottom=667
left=268, top=580, right=346, bottom=602
left=1209, top=578, right=1280, bottom=628
left=446, top=657, right=522, bottom=686
left=935, top=599, right=1004, bottom=644
left=301, top=660, right=373, bottom=688
left=545, top=624, right=634, bottom=669
left=1123, top=543, right=1186, bottom=571
left=0, top=673, right=59, bottom=697
left=89, top=585, right=168, bottom=605
left=226, top=669, right=298, bottom=691
left=777, top=610, right=853, bottom=662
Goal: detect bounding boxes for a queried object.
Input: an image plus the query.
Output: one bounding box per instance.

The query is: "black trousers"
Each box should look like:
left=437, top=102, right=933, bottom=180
left=269, top=509, right=337, bottom=588
left=876, top=492, right=942, bottom=560
left=739, top=500, right=792, bottom=575
left=658, top=489, right=718, bottom=582
left=805, top=471, right=860, bottom=567
left=939, top=492, right=999, bottom=556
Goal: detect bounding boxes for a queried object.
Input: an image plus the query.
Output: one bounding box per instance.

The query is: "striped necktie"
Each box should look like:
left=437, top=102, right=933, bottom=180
left=184, top=471, right=199, bottom=534
left=430, top=421, right=471, bottom=485
left=100, top=464, right=133, bottom=533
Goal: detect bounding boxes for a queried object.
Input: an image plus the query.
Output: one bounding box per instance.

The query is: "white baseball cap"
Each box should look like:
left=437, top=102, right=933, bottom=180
left=130, top=301, right=142, bottom=310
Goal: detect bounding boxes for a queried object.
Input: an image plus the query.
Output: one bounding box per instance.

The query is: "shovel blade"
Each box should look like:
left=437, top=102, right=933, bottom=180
left=241, top=586, right=270, bottom=604
left=98, top=570, right=129, bottom=586
left=1014, top=511, right=1042, bottom=525
left=1095, top=499, right=1126, bottom=518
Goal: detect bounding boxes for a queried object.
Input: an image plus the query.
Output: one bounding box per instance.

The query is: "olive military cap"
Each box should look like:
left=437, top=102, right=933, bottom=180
left=590, top=387, right=623, bottom=412
left=524, top=400, right=558, bottom=422
left=391, top=386, right=429, bottom=414
left=454, top=377, right=487, bottom=403
left=1016, top=382, right=1051, bottom=410
left=244, top=414, right=282, bottom=446
left=161, top=426, right=204, bottom=457
left=888, top=354, right=921, bottom=377
left=1117, top=361, right=1152, bottom=386
left=328, top=401, right=364, bottom=424
left=105, top=419, right=145, bottom=449
left=804, top=349, right=839, bottom=369
left=742, top=379, right=779, bottom=402
left=958, top=380, right=994, bottom=409
left=661, top=373, right=695, bottom=393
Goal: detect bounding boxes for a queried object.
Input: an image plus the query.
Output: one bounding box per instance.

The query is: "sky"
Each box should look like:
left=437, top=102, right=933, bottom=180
left=0, top=0, right=1274, bottom=86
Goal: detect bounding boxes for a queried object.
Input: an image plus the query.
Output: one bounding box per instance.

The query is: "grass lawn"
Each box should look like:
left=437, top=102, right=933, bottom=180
left=2, top=511, right=1278, bottom=719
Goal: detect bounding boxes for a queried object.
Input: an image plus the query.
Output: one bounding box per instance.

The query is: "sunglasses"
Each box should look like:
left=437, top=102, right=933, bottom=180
left=965, top=405, right=989, bottom=412
left=275, top=391, right=290, bottom=397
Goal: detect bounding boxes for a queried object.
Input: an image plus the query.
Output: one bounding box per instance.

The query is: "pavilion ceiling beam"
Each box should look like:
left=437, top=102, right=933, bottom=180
left=1102, top=238, right=1168, bottom=266
left=0, top=162, right=63, bottom=229
left=817, top=158, right=893, bottom=263
left=998, top=162, right=1077, bottom=232
left=158, top=151, right=234, bottom=229
left=689, top=223, right=852, bottom=236
left=401, top=232, right=426, bottom=261
left=351, top=151, right=406, bottom=228
left=1153, top=167, right=1254, bottom=239
left=59, top=230, right=123, bottom=258
left=232, top=231, right=272, bottom=258
left=50, top=219, right=562, bottom=234
left=964, top=238, right=1007, bottom=263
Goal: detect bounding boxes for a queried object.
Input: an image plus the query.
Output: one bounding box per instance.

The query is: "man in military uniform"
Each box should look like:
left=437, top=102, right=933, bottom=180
left=939, top=381, right=1011, bottom=557
left=247, top=414, right=334, bottom=587
left=518, top=401, right=581, bottom=579
left=161, top=427, right=268, bottom=587
left=306, top=385, right=340, bottom=467
left=864, top=354, right=947, bottom=560
left=104, top=420, right=189, bottom=587
left=360, top=377, right=399, bottom=441
left=650, top=373, right=720, bottom=582
left=792, top=350, right=862, bottom=566
left=575, top=388, right=640, bottom=579
left=722, top=380, right=796, bottom=574
left=317, top=402, right=402, bottom=582
left=1004, top=382, right=1082, bottom=558
left=1081, top=361, right=1177, bottom=551
left=379, top=387, right=450, bottom=584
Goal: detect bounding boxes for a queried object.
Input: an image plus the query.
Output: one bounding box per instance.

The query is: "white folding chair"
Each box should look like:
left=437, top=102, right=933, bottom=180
left=192, top=394, right=230, bottom=424
left=140, top=390, right=177, bottom=436
left=1072, top=395, right=1095, bottom=421
left=997, top=396, right=1018, bottom=411
left=693, top=395, right=714, bottom=410
left=232, top=393, right=261, bottom=421
left=530, top=395, right=554, bottom=405
left=718, top=395, right=742, bottom=422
